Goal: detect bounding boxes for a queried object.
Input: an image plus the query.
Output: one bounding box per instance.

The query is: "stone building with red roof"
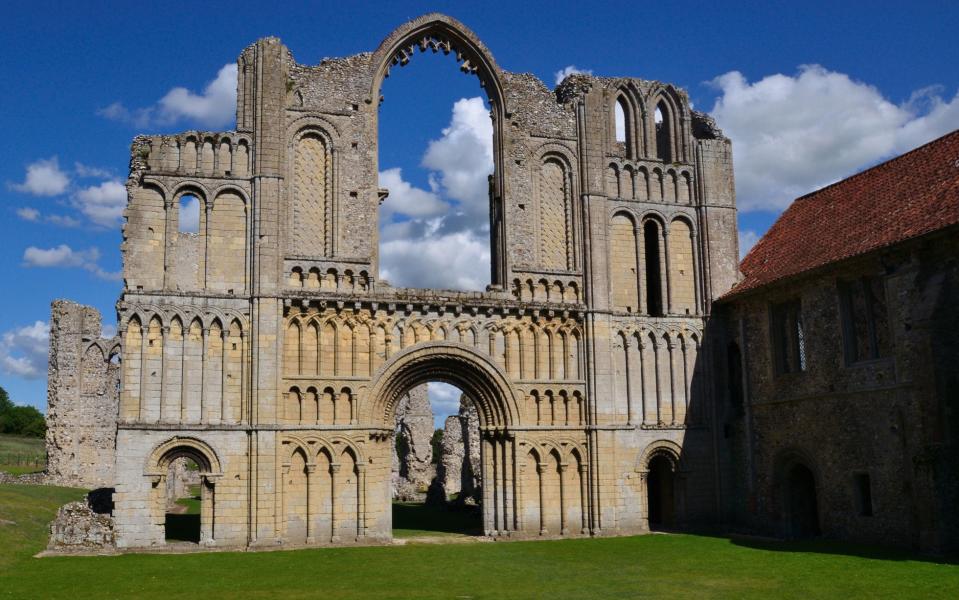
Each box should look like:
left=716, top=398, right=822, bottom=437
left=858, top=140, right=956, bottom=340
left=717, top=130, right=959, bottom=551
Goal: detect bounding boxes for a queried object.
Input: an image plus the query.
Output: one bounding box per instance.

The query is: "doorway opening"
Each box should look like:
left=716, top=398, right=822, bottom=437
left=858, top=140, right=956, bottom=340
left=647, top=454, right=676, bottom=530
left=164, top=456, right=201, bottom=542
left=785, top=462, right=820, bottom=538
left=391, top=381, right=483, bottom=538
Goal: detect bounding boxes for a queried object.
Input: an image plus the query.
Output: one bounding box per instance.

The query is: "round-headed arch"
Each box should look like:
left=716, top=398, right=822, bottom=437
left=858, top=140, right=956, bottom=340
left=145, top=436, right=223, bottom=478
left=365, top=341, right=522, bottom=428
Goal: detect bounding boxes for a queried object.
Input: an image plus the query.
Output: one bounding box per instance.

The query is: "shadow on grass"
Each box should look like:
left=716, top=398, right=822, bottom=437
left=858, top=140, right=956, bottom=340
left=165, top=514, right=200, bottom=543
left=712, top=531, right=959, bottom=565
left=392, top=502, right=483, bottom=536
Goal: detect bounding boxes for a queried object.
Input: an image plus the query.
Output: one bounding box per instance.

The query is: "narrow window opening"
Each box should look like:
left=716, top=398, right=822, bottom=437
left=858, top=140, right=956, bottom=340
left=655, top=102, right=671, bottom=162
left=643, top=221, right=663, bottom=316
left=178, top=194, right=200, bottom=234
left=839, top=276, right=890, bottom=363
left=727, top=342, right=744, bottom=415
left=772, top=300, right=806, bottom=374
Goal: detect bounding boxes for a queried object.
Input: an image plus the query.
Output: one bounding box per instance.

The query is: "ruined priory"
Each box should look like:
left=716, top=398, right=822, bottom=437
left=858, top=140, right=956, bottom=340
left=44, top=14, right=958, bottom=552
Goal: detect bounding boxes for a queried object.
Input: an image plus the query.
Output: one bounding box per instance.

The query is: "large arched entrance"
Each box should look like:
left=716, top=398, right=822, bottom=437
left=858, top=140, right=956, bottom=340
left=366, top=342, right=522, bottom=537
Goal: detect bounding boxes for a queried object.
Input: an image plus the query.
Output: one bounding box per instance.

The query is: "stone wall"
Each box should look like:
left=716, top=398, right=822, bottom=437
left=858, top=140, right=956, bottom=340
left=440, top=396, right=481, bottom=501
left=719, top=230, right=959, bottom=551
left=46, top=300, right=120, bottom=488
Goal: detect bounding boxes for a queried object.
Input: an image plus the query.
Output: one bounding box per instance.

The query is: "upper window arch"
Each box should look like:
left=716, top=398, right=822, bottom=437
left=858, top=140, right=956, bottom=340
left=611, top=91, right=639, bottom=158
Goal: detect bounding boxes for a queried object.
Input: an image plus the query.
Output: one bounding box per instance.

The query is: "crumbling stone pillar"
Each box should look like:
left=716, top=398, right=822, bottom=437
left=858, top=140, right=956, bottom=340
left=46, top=300, right=121, bottom=488
left=440, top=395, right=481, bottom=503
left=391, top=384, right=435, bottom=500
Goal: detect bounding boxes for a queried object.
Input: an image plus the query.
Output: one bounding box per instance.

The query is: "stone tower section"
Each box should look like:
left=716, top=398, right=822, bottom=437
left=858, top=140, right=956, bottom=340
left=107, top=13, right=738, bottom=549
left=46, top=300, right=121, bottom=488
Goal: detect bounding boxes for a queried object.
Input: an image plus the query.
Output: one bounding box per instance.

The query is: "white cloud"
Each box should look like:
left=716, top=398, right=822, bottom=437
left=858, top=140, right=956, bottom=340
left=554, top=65, right=592, bottom=86
left=380, top=223, right=490, bottom=291
left=178, top=195, right=200, bottom=233
left=73, top=180, right=127, bottom=228
left=379, top=97, right=494, bottom=291
left=101, top=324, right=117, bottom=339
left=0, top=321, right=48, bottom=380
left=74, top=162, right=113, bottom=179
left=22, top=244, right=121, bottom=281
left=378, top=168, right=448, bottom=218
left=428, top=382, right=463, bottom=424
left=739, top=229, right=760, bottom=259
left=16, top=207, right=39, bottom=222
left=709, top=65, right=959, bottom=212
left=421, top=97, right=493, bottom=217
left=16, top=207, right=80, bottom=227
left=9, top=157, right=70, bottom=196
left=98, top=63, right=237, bottom=129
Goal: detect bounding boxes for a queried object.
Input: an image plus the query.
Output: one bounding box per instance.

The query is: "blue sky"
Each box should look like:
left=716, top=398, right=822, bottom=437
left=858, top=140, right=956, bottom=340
left=2, top=1, right=958, bottom=425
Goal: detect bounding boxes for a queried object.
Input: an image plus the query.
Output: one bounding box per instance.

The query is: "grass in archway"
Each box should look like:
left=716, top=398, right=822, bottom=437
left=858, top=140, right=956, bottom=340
left=391, top=501, right=482, bottom=538
left=2, top=483, right=958, bottom=599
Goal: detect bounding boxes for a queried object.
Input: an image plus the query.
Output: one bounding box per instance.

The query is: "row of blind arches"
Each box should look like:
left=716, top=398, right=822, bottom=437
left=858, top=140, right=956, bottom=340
left=609, top=213, right=699, bottom=316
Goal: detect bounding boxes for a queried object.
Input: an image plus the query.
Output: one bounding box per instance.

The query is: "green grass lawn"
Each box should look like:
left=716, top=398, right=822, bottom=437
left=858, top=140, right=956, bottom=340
left=2, top=483, right=957, bottom=599
left=0, top=433, right=45, bottom=474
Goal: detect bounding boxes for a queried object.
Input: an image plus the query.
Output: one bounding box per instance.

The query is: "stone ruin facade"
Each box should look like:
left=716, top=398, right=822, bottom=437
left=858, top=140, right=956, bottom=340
left=47, top=13, right=740, bottom=549
left=45, top=301, right=121, bottom=488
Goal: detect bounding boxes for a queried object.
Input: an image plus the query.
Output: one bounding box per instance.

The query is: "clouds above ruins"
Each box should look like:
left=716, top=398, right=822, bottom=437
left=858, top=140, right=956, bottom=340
left=0, top=321, right=48, bottom=380
left=710, top=65, right=959, bottom=212
left=22, top=244, right=120, bottom=281
left=554, top=65, right=593, bottom=86
left=378, top=97, right=494, bottom=291
left=98, top=63, right=237, bottom=130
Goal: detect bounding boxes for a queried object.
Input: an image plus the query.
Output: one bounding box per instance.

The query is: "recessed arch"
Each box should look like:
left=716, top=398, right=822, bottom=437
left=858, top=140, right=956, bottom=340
left=365, top=341, right=521, bottom=428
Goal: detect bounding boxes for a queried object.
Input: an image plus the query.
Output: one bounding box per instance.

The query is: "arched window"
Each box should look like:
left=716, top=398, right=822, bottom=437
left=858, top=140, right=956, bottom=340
left=538, top=157, right=573, bottom=271
left=178, top=194, right=200, bottom=234
left=643, top=220, right=664, bottom=316
left=614, top=95, right=632, bottom=154
left=610, top=214, right=640, bottom=312
left=654, top=100, right=672, bottom=162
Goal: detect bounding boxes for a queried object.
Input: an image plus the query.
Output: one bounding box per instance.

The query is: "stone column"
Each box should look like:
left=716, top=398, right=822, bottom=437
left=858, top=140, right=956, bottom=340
left=159, top=325, right=169, bottom=422
left=220, top=327, right=228, bottom=423
left=200, top=327, right=209, bottom=423
left=624, top=337, right=633, bottom=425
left=305, top=464, right=316, bottom=544
left=537, top=462, right=546, bottom=535
left=559, top=463, right=569, bottom=535
left=662, top=228, right=672, bottom=315
left=330, top=463, right=341, bottom=542
left=138, top=324, right=148, bottom=421
left=357, top=463, right=367, bottom=539
left=668, top=340, right=677, bottom=425
left=579, top=463, right=589, bottom=534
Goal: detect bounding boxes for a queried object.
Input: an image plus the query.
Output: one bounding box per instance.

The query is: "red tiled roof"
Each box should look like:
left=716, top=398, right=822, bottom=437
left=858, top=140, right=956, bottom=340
left=726, top=129, right=959, bottom=298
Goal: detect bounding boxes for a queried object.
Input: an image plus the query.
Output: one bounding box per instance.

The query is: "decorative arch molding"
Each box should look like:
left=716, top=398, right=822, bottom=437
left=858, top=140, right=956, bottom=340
left=636, top=439, right=685, bottom=474
left=369, top=13, right=505, bottom=109
left=144, top=436, right=223, bottom=478
left=364, top=341, right=522, bottom=428
left=210, top=183, right=252, bottom=207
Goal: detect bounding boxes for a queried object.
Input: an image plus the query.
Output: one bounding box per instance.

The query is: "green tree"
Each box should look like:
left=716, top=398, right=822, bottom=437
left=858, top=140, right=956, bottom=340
left=0, top=386, right=46, bottom=437
left=431, top=429, right=444, bottom=464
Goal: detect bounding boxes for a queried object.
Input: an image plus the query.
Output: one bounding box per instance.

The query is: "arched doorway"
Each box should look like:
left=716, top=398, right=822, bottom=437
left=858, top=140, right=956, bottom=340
left=647, top=454, right=675, bottom=529
left=785, top=462, right=820, bottom=538
left=366, top=342, right=521, bottom=537
left=146, top=437, right=222, bottom=546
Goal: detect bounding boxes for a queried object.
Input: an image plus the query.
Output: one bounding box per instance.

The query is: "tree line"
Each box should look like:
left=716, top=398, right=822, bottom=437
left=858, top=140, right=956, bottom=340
left=0, top=386, right=46, bottom=437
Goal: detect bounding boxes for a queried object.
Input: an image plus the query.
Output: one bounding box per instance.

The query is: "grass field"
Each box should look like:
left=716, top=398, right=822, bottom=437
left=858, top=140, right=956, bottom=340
left=1, top=483, right=957, bottom=599
left=0, top=433, right=45, bottom=474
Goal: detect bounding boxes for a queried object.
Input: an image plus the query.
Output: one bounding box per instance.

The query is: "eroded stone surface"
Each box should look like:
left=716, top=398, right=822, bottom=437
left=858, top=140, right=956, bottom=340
left=47, top=501, right=115, bottom=550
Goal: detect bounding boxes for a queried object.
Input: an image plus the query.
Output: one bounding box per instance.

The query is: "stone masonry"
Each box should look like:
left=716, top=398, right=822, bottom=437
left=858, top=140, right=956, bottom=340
left=48, top=13, right=741, bottom=550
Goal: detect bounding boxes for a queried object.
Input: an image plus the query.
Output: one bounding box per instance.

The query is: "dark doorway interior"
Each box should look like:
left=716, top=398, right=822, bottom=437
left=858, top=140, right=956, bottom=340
left=647, top=454, right=675, bottom=529
left=786, top=463, right=820, bottom=538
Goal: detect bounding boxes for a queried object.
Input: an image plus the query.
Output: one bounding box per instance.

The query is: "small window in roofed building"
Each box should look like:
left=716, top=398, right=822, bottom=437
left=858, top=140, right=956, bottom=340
left=839, top=276, right=890, bottom=364
left=771, top=299, right=806, bottom=375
